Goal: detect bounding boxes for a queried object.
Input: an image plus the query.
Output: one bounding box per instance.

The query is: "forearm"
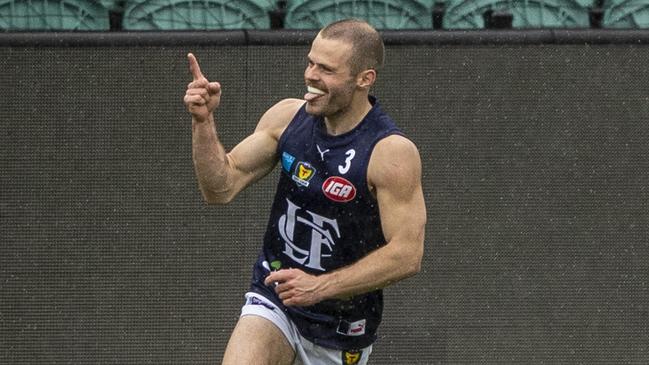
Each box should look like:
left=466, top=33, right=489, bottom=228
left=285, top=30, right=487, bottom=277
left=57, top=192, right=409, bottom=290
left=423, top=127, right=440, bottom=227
left=319, top=240, right=422, bottom=301
left=192, top=115, right=233, bottom=203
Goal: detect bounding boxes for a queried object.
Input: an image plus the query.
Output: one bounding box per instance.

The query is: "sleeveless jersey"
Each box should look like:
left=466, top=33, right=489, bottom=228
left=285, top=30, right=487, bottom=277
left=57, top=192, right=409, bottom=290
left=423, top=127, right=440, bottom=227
left=249, top=96, right=403, bottom=350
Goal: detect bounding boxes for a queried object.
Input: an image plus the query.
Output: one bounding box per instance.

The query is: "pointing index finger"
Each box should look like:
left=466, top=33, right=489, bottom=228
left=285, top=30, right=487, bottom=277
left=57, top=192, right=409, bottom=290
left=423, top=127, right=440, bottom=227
left=187, top=52, right=204, bottom=81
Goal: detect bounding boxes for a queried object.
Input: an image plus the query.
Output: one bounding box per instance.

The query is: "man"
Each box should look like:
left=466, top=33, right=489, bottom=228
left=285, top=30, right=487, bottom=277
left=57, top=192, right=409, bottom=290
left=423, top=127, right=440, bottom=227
left=184, top=19, right=426, bottom=365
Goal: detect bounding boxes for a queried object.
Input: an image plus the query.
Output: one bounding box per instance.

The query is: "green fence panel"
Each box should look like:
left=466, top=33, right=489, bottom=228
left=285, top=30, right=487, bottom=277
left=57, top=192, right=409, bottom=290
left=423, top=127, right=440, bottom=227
left=0, top=0, right=110, bottom=30
left=603, top=0, right=649, bottom=28
left=443, top=0, right=595, bottom=29
left=284, top=0, right=433, bottom=29
left=122, top=0, right=276, bottom=30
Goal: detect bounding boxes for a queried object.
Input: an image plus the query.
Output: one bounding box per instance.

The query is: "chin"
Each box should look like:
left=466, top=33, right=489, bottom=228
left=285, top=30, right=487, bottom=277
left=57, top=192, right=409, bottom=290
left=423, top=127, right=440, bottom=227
left=305, top=103, right=325, bottom=116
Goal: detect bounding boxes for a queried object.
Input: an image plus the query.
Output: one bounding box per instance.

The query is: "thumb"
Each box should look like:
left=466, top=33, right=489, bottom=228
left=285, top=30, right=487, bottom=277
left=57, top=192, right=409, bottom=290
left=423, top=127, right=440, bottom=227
left=187, top=52, right=204, bottom=81
left=207, top=82, right=221, bottom=95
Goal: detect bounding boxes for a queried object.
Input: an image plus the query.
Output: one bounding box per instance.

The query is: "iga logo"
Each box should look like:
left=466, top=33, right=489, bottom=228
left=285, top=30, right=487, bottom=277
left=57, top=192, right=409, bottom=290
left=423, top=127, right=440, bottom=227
left=322, top=176, right=356, bottom=202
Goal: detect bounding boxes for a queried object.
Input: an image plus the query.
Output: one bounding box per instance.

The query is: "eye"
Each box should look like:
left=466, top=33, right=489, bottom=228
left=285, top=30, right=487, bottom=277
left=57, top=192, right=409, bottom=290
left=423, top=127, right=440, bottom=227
left=319, top=65, right=335, bottom=75
left=306, top=59, right=334, bottom=75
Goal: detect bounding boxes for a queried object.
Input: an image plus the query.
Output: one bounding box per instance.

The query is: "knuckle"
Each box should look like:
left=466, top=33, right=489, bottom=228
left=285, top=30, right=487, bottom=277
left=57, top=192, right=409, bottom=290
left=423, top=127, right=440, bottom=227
left=188, top=80, right=207, bottom=89
left=188, top=96, right=204, bottom=105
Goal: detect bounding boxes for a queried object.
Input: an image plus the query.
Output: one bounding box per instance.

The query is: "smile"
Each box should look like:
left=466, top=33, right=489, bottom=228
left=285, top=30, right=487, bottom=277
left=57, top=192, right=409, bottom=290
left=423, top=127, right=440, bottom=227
left=305, top=86, right=326, bottom=102
left=307, top=86, right=326, bottom=95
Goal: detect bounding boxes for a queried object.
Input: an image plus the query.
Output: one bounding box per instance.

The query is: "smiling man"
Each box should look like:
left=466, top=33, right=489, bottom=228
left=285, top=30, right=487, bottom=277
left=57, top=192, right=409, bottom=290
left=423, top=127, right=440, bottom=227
left=185, top=19, right=426, bottom=365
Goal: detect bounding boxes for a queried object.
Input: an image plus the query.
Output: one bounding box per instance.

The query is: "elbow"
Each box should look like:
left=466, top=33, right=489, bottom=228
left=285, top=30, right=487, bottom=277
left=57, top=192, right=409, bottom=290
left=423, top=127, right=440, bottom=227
left=393, top=250, right=422, bottom=281
left=200, top=189, right=235, bottom=205
left=203, top=196, right=231, bottom=205
left=389, top=238, right=424, bottom=280
left=404, top=244, right=424, bottom=278
left=406, top=254, right=422, bottom=278
left=412, top=257, right=423, bottom=276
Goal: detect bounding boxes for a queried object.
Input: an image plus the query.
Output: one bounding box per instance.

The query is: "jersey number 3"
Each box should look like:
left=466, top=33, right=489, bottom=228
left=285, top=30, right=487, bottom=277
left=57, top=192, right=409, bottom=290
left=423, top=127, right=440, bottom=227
left=338, top=149, right=356, bottom=174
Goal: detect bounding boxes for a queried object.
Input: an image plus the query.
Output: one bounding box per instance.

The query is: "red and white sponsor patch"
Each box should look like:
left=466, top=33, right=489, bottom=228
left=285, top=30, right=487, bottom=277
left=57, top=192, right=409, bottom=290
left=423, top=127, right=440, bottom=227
left=348, top=319, right=366, bottom=336
left=336, top=318, right=366, bottom=336
left=322, top=176, right=356, bottom=202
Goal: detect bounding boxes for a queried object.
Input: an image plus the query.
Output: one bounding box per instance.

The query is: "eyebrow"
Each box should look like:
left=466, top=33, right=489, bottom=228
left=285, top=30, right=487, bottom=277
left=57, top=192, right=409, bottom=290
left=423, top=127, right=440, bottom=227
left=306, top=55, right=336, bottom=72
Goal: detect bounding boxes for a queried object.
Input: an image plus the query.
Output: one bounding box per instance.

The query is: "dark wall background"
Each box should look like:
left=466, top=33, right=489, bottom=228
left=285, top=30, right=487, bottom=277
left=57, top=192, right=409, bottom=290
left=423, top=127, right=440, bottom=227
left=1, top=35, right=648, bottom=364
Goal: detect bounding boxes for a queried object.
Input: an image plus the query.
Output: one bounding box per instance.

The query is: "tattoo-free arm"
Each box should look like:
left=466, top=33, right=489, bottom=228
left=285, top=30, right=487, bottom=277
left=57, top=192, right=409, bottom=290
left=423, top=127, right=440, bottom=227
left=266, top=135, right=426, bottom=306
left=192, top=109, right=283, bottom=204
left=185, top=53, right=304, bottom=204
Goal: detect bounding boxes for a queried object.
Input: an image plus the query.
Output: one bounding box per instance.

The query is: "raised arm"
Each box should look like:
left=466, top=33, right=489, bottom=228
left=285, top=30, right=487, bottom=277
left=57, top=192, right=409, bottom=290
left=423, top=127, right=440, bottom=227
left=266, top=135, right=426, bottom=306
left=184, top=53, right=303, bottom=204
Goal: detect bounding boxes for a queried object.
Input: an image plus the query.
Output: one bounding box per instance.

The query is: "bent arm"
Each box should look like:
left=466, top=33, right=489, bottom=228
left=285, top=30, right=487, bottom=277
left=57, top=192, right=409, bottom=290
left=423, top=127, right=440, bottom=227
left=192, top=99, right=304, bottom=204
left=318, top=135, right=426, bottom=299
left=266, top=135, right=426, bottom=306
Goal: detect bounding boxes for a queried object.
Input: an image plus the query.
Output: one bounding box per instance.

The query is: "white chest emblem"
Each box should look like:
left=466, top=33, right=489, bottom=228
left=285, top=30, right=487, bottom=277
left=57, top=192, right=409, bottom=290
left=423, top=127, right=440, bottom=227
left=278, top=198, right=340, bottom=271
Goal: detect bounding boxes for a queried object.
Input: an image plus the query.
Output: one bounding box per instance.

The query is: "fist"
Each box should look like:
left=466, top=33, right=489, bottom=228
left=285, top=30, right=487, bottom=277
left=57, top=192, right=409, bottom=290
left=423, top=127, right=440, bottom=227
left=184, top=53, right=221, bottom=122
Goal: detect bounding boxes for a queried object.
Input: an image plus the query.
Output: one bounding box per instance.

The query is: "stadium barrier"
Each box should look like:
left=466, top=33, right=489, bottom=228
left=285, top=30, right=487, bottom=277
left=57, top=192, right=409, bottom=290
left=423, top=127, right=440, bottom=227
left=2, top=30, right=648, bottom=364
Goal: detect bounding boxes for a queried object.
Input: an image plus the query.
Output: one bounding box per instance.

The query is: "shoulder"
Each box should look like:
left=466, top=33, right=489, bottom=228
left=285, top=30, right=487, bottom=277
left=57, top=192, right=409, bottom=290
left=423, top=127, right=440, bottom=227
left=368, top=134, right=422, bottom=191
left=255, top=98, right=305, bottom=138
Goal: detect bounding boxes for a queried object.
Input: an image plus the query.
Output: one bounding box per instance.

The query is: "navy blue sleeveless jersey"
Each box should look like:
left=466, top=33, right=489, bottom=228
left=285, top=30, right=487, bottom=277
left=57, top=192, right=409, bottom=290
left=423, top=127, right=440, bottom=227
left=249, top=96, right=403, bottom=350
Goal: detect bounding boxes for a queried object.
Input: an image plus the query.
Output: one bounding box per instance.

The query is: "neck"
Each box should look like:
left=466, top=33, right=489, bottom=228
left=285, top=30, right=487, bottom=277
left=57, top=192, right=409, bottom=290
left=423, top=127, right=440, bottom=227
left=324, top=94, right=373, bottom=136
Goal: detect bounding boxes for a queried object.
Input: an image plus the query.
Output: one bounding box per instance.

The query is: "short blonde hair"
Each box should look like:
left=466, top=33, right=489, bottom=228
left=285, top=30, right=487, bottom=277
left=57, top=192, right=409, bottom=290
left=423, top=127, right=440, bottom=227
left=319, top=19, right=385, bottom=76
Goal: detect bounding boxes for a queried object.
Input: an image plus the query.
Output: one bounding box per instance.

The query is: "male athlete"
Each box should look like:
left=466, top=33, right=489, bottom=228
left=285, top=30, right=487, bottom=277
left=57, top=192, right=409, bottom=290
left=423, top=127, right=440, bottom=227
left=184, top=19, right=426, bottom=365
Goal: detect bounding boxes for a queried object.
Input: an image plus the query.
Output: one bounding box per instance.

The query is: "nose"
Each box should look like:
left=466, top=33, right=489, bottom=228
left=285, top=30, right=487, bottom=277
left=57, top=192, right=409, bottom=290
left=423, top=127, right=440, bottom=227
left=304, top=63, right=319, bottom=82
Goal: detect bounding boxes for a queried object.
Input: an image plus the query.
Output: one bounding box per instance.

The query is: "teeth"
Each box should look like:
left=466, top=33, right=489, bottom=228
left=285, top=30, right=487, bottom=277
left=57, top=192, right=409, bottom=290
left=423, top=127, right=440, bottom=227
left=307, top=86, right=326, bottom=95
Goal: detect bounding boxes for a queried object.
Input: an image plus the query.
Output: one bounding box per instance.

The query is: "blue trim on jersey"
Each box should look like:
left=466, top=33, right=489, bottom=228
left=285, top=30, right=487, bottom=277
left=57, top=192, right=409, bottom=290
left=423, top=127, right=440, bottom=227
left=282, top=151, right=296, bottom=173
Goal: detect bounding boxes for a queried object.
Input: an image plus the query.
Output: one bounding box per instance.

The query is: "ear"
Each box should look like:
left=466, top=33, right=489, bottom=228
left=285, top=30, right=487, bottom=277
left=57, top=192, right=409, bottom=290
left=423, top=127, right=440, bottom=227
left=357, top=69, right=377, bottom=89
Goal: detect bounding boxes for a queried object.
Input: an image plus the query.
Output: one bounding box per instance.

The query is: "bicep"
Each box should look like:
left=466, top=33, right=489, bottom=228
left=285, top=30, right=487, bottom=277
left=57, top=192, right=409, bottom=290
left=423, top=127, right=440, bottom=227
left=226, top=129, right=280, bottom=190
left=224, top=98, right=303, bottom=196
left=371, top=137, right=426, bottom=248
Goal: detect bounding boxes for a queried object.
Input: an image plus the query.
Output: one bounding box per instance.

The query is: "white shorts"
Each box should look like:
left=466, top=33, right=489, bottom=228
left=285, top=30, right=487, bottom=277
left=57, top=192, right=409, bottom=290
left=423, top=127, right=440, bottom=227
left=240, top=292, right=373, bottom=365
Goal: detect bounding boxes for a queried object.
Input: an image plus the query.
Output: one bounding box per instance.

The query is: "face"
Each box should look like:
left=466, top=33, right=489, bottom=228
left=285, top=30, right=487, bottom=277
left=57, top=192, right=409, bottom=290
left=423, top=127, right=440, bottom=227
left=303, top=35, right=358, bottom=118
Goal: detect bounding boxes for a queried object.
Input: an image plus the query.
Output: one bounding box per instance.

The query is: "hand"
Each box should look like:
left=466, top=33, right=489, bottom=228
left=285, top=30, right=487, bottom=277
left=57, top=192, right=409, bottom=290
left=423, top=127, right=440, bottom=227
left=184, top=53, right=221, bottom=123
left=265, top=269, right=325, bottom=307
